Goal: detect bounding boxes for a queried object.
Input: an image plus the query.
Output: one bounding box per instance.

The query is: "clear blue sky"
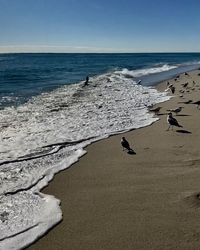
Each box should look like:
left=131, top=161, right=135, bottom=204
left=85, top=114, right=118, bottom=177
left=0, top=0, right=200, bottom=53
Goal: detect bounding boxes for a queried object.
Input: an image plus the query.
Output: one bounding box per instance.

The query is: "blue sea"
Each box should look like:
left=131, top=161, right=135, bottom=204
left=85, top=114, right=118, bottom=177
left=1, top=53, right=200, bottom=108
left=0, top=53, right=200, bottom=249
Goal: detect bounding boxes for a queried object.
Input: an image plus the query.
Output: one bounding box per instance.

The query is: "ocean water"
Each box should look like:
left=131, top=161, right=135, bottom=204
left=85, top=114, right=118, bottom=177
left=0, top=53, right=200, bottom=249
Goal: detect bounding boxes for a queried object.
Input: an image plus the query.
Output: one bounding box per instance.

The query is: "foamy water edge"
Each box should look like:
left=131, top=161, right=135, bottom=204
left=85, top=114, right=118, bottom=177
left=0, top=67, right=172, bottom=249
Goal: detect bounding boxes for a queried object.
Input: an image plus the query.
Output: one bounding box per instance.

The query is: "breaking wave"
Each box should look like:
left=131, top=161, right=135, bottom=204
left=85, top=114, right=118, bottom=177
left=0, top=67, right=171, bottom=249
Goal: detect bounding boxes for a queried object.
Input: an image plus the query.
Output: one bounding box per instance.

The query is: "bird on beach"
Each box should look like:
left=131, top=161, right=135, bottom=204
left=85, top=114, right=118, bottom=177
left=121, top=137, right=136, bottom=154
left=179, top=100, right=193, bottom=104
left=168, top=84, right=175, bottom=94
left=181, top=82, right=189, bottom=88
left=168, top=106, right=184, bottom=115
left=121, top=137, right=131, bottom=151
left=167, top=113, right=183, bottom=130
left=149, top=106, right=162, bottom=115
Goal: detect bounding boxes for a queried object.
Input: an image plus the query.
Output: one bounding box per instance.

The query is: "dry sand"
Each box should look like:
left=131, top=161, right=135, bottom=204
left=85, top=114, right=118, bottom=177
left=29, top=70, right=200, bottom=250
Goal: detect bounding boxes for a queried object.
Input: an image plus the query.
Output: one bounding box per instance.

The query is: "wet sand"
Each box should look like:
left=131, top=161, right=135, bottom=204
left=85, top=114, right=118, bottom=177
left=29, top=70, right=200, bottom=250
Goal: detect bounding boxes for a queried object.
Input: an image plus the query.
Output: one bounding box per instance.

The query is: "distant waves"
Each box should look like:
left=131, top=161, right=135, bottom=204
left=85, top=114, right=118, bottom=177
left=1, top=53, right=200, bottom=108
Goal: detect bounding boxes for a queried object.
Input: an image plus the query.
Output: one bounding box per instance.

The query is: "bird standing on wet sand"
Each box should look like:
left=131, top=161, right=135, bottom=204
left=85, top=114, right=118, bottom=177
left=149, top=107, right=161, bottom=115
left=121, top=137, right=136, bottom=154
left=181, top=82, right=189, bottom=88
left=167, top=113, right=183, bottom=130
left=83, top=76, right=89, bottom=86
left=169, top=84, right=175, bottom=94
left=168, top=106, right=184, bottom=115
left=121, top=137, right=131, bottom=151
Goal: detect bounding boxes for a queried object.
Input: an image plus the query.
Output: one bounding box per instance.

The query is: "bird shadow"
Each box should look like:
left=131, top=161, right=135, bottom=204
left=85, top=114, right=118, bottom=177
left=183, top=192, right=200, bottom=209
left=127, top=149, right=136, bottom=155
left=176, top=114, right=191, bottom=117
left=176, top=129, right=192, bottom=134
left=157, top=113, right=167, bottom=116
left=178, top=101, right=193, bottom=104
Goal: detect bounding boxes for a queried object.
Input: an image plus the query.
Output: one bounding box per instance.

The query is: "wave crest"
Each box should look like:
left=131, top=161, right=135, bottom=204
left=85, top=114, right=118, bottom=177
left=116, top=64, right=177, bottom=78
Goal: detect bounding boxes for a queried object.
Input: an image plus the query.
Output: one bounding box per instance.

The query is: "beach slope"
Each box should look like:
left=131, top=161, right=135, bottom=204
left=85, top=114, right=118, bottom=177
left=29, top=70, right=200, bottom=250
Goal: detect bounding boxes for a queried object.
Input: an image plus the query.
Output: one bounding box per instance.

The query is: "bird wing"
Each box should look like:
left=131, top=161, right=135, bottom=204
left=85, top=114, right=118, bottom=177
left=174, top=107, right=181, bottom=112
left=169, top=117, right=180, bottom=126
left=121, top=140, right=130, bottom=149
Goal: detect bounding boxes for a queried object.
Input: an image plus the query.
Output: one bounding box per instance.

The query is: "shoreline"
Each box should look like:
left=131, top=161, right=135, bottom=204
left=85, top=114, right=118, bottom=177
left=29, top=69, right=200, bottom=250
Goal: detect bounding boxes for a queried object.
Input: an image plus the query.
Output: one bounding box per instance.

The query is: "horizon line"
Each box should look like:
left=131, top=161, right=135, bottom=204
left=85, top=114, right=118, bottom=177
left=0, top=45, right=200, bottom=54
left=1, top=51, right=200, bottom=54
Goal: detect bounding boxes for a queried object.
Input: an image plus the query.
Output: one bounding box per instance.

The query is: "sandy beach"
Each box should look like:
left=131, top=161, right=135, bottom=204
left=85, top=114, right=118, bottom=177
left=29, top=70, right=200, bottom=250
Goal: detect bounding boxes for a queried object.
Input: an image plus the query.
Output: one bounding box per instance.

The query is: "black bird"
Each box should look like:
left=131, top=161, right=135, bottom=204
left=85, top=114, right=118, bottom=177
left=168, top=106, right=184, bottom=115
left=181, top=82, right=189, bottom=88
left=167, top=113, right=183, bottom=130
left=169, top=85, right=175, bottom=94
left=83, top=76, right=89, bottom=86
left=121, top=137, right=136, bottom=154
left=121, top=137, right=131, bottom=151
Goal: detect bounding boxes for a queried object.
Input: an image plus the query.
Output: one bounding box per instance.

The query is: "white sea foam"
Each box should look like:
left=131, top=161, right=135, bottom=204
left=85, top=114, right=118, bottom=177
left=0, top=96, right=19, bottom=107
left=0, top=68, right=170, bottom=249
left=0, top=192, right=62, bottom=250
left=117, top=64, right=177, bottom=78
